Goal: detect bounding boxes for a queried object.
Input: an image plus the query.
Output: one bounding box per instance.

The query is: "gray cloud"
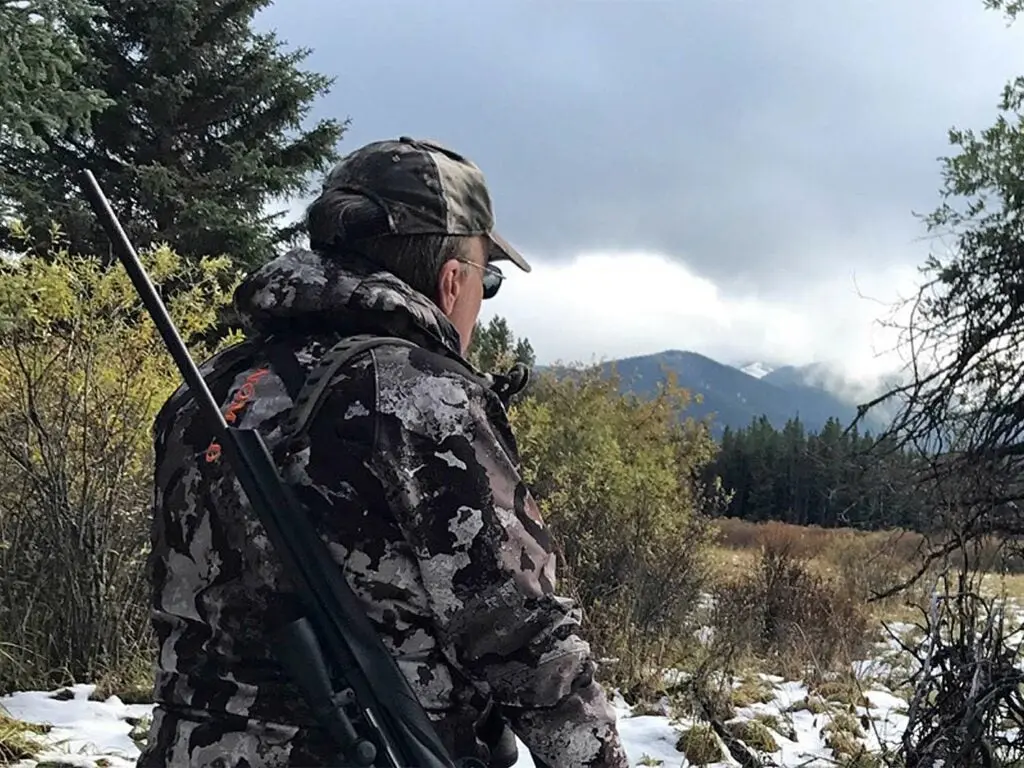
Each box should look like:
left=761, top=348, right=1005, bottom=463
left=255, top=0, right=1024, bottom=295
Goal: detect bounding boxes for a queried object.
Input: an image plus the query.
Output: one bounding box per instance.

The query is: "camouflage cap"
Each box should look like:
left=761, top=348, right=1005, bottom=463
left=320, top=136, right=531, bottom=273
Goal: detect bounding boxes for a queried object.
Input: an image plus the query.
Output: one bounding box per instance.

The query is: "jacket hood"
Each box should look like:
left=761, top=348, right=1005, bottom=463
left=233, top=248, right=464, bottom=355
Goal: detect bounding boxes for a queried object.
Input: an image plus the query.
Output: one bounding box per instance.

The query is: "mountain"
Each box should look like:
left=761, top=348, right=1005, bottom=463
left=547, top=350, right=890, bottom=438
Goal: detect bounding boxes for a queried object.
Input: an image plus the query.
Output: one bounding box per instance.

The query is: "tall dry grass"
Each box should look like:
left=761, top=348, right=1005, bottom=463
left=696, top=517, right=935, bottom=691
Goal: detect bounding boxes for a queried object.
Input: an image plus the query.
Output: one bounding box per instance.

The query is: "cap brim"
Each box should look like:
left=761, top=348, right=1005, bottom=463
left=487, top=231, right=532, bottom=273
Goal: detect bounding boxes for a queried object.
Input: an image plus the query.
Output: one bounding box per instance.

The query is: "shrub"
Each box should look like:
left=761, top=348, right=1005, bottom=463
left=708, top=534, right=872, bottom=680
left=676, top=724, right=722, bottom=765
left=726, top=718, right=778, bottom=752
left=509, top=366, right=726, bottom=694
left=0, top=228, right=237, bottom=693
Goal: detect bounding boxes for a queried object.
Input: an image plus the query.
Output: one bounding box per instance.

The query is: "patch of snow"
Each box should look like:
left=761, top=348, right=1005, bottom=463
left=1, top=684, right=150, bottom=767
left=741, top=362, right=773, bottom=379
left=618, top=713, right=690, bottom=767
left=852, top=656, right=897, bottom=680
left=860, top=689, right=910, bottom=753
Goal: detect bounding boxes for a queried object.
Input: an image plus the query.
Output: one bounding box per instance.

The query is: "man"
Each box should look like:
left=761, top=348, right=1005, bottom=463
left=137, top=137, right=630, bottom=768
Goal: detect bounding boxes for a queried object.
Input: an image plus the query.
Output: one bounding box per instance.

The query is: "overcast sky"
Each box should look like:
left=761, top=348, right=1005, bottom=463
left=253, top=0, right=1024, bottom=383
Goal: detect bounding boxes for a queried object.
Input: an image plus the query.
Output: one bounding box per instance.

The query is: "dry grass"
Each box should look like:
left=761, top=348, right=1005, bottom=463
left=977, top=571, right=1024, bottom=601
left=88, top=655, right=156, bottom=705
left=715, top=518, right=1024, bottom=577
left=694, top=518, right=940, bottom=688
left=0, top=709, right=49, bottom=762
left=707, top=546, right=758, bottom=580
left=713, top=518, right=926, bottom=569
left=710, top=518, right=928, bottom=615
left=709, top=518, right=1024, bottom=621
left=709, top=547, right=873, bottom=681
left=593, top=518, right=912, bottom=708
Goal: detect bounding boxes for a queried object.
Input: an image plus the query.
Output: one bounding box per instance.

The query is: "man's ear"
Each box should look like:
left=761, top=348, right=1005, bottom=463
left=435, top=259, right=462, bottom=314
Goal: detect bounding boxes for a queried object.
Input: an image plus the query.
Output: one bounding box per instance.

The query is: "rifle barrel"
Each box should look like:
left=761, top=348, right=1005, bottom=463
left=78, top=169, right=228, bottom=438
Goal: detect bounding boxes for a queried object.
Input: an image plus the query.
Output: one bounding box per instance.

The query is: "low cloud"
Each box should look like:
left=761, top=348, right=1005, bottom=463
left=480, top=250, right=920, bottom=388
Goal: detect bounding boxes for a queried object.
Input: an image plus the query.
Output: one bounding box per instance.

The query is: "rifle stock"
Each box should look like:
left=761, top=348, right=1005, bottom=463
left=78, top=169, right=470, bottom=768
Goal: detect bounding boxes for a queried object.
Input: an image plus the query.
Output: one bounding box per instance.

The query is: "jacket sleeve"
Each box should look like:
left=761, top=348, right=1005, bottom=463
left=369, top=353, right=629, bottom=768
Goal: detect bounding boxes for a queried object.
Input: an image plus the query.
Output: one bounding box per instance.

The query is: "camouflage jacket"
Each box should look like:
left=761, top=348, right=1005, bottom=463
left=137, top=249, right=629, bottom=768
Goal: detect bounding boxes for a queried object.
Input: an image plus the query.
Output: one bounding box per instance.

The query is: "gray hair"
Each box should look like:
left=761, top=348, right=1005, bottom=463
left=305, top=189, right=470, bottom=299
left=353, top=234, right=469, bottom=299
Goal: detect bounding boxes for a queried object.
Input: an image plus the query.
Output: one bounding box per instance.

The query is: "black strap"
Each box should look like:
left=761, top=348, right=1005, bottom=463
left=264, top=339, right=307, bottom=402
left=277, top=332, right=501, bottom=448
left=280, top=334, right=419, bottom=445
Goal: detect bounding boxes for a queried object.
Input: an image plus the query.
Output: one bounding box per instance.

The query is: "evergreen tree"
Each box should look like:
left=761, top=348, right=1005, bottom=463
left=709, top=414, right=925, bottom=530
left=0, top=0, right=110, bottom=150
left=467, top=315, right=535, bottom=372
left=745, top=416, right=779, bottom=522
left=781, top=417, right=808, bottom=524
left=514, top=336, right=537, bottom=369
left=0, top=0, right=344, bottom=271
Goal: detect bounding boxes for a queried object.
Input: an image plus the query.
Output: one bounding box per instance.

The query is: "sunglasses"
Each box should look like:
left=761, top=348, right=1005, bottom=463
left=457, top=259, right=504, bottom=300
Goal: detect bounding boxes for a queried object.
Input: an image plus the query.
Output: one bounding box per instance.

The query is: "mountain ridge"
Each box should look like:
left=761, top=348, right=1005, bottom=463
left=539, top=349, right=890, bottom=437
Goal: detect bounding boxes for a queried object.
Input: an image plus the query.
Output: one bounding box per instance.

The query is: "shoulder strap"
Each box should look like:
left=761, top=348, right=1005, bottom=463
left=280, top=334, right=418, bottom=445
left=264, top=339, right=307, bottom=402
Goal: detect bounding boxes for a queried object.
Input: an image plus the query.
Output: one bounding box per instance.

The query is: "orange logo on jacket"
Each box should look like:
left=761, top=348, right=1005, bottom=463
left=205, top=368, right=270, bottom=463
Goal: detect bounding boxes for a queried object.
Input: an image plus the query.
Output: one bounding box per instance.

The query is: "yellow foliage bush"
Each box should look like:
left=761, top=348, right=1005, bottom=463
left=0, top=228, right=237, bottom=692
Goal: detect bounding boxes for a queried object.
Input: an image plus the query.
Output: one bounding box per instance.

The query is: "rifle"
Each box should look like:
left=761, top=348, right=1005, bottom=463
left=78, top=169, right=480, bottom=768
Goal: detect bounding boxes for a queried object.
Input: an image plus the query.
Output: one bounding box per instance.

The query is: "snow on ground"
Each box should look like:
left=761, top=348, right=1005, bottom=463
left=10, top=579, right=1024, bottom=766
left=1, top=675, right=912, bottom=768
left=1, top=684, right=150, bottom=768
left=0, top=618, right=936, bottom=768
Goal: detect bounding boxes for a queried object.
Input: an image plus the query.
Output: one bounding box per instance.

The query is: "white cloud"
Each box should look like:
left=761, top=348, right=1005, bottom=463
left=479, top=250, right=920, bottom=387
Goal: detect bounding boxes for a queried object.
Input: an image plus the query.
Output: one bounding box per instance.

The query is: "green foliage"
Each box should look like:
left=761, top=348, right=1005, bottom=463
left=982, top=0, right=1024, bottom=21
left=466, top=315, right=535, bottom=372
left=0, top=0, right=112, bottom=152
left=510, top=366, right=724, bottom=691
left=0, top=225, right=237, bottom=693
left=0, top=0, right=345, bottom=272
